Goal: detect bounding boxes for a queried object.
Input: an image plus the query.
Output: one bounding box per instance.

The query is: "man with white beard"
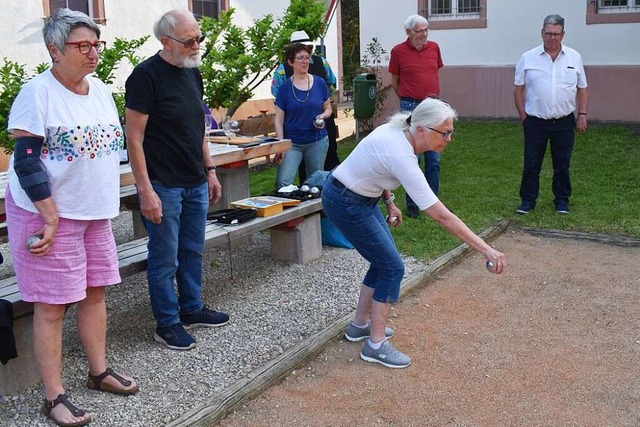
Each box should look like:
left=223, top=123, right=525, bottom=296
left=125, top=9, right=229, bottom=351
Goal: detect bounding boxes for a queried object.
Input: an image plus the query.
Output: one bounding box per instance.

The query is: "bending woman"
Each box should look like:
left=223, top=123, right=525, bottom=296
left=274, top=43, right=332, bottom=190
left=322, top=98, right=507, bottom=369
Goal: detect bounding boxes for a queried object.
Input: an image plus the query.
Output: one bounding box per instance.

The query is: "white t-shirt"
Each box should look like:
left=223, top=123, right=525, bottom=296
left=514, top=44, right=587, bottom=120
left=332, top=123, right=439, bottom=210
left=8, top=70, right=122, bottom=220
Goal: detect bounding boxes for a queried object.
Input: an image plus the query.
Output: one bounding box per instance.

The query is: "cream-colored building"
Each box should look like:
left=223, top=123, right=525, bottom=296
left=359, top=0, right=640, bottom=122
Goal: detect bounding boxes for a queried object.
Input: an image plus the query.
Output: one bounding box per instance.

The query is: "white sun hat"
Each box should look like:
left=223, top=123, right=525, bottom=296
left=290, top=30, right=312, bottom=43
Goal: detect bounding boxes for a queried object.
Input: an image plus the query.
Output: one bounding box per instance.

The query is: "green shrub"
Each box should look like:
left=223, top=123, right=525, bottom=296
left=0, top=59, right=31, bottom=154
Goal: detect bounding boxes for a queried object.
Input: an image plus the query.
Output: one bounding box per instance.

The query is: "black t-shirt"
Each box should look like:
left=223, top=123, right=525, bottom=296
left=125, top=53, right=206, bottom=187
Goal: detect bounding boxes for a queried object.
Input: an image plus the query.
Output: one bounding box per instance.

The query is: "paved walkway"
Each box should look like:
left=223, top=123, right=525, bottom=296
left=335, top=104, right=355, bottom=141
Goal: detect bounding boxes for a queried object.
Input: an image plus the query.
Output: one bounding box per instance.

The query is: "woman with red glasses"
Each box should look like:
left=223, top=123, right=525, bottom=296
left=6, top=8, right=137, bottom=426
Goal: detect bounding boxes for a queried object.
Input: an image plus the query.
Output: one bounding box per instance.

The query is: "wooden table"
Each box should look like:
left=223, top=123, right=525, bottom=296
left=0, top=139, right=291, bottom=219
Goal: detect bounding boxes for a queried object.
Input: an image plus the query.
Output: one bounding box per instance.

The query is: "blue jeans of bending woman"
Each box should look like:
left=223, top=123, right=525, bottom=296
left=276, top=136, right=328, bottom=190
left=142, top=181, right=209, bottom=328
left=322, top=174, right=405, bottom=303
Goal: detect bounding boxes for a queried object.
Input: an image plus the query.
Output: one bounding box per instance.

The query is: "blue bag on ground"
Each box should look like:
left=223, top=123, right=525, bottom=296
left=321, top=216, right=354, bottom=249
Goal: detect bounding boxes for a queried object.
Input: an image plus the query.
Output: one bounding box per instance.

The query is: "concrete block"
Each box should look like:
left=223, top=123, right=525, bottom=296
left=270, top=213, right=322, bottom=264
left=211, top=164, right=250, bottom=211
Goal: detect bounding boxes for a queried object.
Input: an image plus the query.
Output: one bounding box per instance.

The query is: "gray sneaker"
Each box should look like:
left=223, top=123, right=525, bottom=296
left=344, top=322, right=394, bottom=342
left=360, top=339, right=411, bottom=368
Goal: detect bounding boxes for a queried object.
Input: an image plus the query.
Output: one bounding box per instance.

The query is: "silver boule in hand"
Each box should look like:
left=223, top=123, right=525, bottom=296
left=486, top=260, right=496, bottom=273
left=26, top=234, right=44, bottom=250
left=314, top=117, right=325, bottom=129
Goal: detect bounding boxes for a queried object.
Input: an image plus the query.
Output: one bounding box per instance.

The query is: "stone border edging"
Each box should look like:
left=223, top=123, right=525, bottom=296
left=168, top=219, right=510, bottom=427
left=518, top=226, right=640, bottom=247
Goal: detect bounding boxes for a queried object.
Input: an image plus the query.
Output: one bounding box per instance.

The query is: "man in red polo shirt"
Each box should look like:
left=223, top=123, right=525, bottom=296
left=389, top=14, right=444, bottom=218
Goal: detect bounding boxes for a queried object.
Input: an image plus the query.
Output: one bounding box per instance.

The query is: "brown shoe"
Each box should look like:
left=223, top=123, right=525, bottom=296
left=43, top=393, right=91, bottom=427
left=86, top=367, right=139, bottom=396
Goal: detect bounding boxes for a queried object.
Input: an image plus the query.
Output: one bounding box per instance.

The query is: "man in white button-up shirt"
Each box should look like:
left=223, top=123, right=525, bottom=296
left=514, top=14, right=588, bottom=215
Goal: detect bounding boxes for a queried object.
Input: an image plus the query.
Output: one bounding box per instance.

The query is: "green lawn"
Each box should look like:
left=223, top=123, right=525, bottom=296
left=250, top=120, right=640, bottom=261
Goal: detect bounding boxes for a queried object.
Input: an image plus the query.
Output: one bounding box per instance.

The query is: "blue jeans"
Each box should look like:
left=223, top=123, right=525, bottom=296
left=276, top=136, right=328, bottom=190
left=519, top=114, right=575, bottom=204
left=142, top=181, right=208, bottom=328
left=321, top=174, right=405, bottom=303
left=400, top=99, right=441, bottom=207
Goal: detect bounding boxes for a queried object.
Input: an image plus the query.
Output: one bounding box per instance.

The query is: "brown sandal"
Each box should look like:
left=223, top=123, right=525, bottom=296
left=42, top=393, right=91, bottom=427
left=86, top=367, right=139, bottom=396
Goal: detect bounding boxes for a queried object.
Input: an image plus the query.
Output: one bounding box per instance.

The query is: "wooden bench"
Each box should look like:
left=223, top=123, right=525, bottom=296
left=0, top=198, right=323, bottom=394
left=0, top=139, right=330, bottom=394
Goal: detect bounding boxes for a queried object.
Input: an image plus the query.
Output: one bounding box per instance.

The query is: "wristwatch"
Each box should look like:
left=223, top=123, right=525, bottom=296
left=205, top=165, right=216, bottom=173
left=382, top=193, right=395, bottom=205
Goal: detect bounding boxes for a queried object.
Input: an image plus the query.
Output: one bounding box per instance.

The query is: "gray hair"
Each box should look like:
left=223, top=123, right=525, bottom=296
left=388, top=98, right=457, bottom=132
left=43, top=8, right=100, bottom=55
left=153, top=9, right=194, bottom=41
left=403, top=14, right=429, bottom=31
left=543, top=14, right=564, bottom=30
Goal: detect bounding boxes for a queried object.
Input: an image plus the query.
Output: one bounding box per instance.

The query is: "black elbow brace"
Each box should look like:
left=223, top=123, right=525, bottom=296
left=13, top=136, right=51, bottom=202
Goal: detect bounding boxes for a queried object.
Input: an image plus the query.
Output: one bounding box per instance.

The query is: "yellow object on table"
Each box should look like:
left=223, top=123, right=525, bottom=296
left=231, top=196, right=301, bottom=217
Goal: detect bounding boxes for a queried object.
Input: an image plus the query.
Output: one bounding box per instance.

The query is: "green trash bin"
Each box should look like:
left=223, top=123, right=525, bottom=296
left=353, top=73, right=377, bottom=119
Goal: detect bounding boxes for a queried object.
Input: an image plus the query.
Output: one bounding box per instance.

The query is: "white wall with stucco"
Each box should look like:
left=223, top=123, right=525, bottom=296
left=360, top=0, right=640, bottom=66
left=0, top=0, right=187, bottom=90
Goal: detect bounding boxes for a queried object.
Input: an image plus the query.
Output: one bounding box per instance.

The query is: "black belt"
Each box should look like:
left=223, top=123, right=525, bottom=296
left=327, top=175, right=379, bottom=205
left=527, top=113, right=574, bottom=122
left=331, top=175, right=346, bottom=189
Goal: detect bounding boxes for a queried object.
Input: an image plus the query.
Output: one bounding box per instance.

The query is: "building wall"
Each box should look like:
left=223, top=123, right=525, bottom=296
left=1, top=0, right=186, bottom=89
left=359, top=0, right=640, bottom=122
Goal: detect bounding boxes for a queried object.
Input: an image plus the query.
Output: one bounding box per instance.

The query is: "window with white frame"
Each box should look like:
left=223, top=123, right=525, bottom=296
left=597, top=0, right=640, bottom=13
left=420, top=0, right=486, bottom=29
left=47, top=0, right=105, bottom=23
left=587, top=0, right=640, bottom=24
left=50, top=0, right=89, bottom=15
left=191, top=0, right=221, bottom=20
left=427, top=0, right=481, bottom=20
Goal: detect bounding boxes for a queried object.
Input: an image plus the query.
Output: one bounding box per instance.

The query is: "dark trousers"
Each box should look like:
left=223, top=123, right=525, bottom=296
left=298, top=114, right=339, bottom=183
left=519, top=114, right=575, bottom=204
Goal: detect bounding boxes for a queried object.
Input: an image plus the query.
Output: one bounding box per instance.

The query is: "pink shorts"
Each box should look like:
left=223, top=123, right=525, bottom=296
left=6, top=187, right=121, bottom=305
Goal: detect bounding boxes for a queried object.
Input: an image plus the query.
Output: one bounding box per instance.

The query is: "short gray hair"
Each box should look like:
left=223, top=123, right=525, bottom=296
left=153, top=9, right=194, bottom=41
left=388, top=98, right=457, bottom=132
left=403, top=15, right=428, bottom=31
left=543, top=14, right=564, bottom=30
left=43, top=8, right=100, bottom=54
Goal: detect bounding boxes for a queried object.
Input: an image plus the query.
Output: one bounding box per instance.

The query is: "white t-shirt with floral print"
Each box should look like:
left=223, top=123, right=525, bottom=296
left=8, top=70, right=122, bottom=220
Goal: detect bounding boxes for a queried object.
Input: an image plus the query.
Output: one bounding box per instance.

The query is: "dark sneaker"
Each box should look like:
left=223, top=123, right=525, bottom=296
left=515, top=201, right=535, bottom=215
left=180, top=305, right=230, bottom=330
left=344, top=322, right=394, bottom=342
left=360, top=339, right=411, bottom=369
left=154, top=323, right=196, bottom=351
left=406, top=206, right=420, bottom=218
left=555, top=200, right=570, bottom=214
